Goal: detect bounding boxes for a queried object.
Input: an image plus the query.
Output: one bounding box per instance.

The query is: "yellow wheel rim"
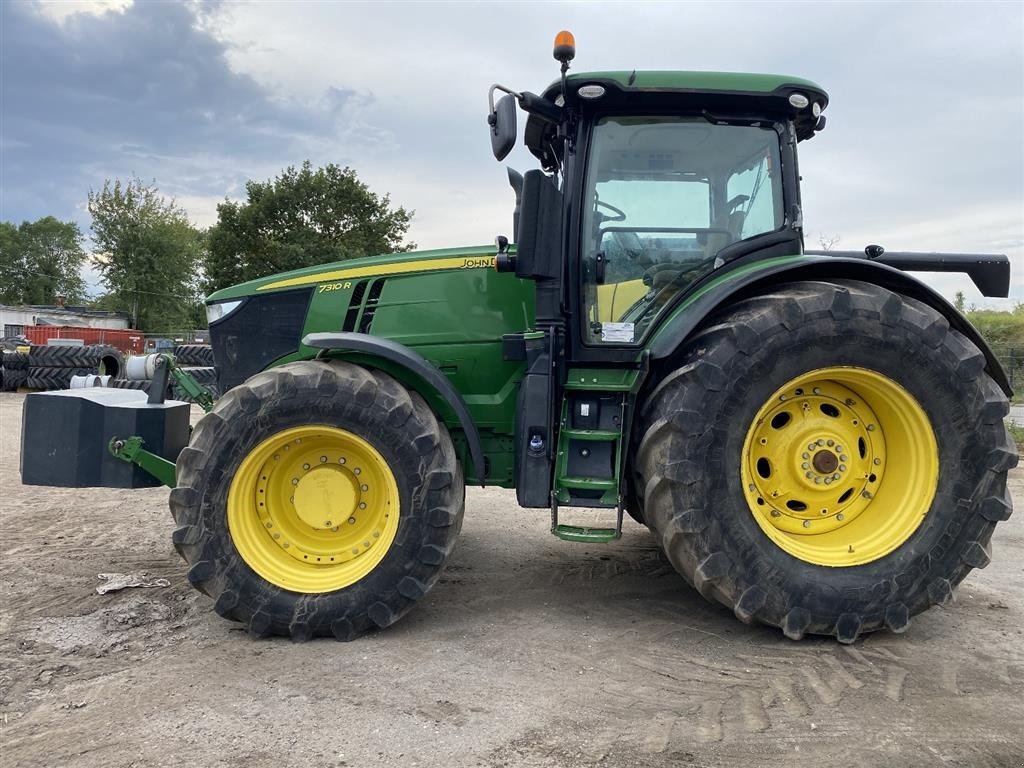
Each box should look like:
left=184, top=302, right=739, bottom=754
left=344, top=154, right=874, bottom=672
left=741, top=367, right=938, bottom=567
left=227, top=425, right=400, bottom=593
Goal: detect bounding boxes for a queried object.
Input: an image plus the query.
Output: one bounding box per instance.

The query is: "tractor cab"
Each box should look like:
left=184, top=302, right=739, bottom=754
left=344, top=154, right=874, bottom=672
left=487, top=32, right=831, bottom=531
left=489, top=34, right=828, bottom=352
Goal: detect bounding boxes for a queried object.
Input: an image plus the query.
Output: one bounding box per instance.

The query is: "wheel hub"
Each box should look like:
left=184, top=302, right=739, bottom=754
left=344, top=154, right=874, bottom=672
left=293, top=466, right=359, bottom=529
left=812, top=449, right=838, bottom=474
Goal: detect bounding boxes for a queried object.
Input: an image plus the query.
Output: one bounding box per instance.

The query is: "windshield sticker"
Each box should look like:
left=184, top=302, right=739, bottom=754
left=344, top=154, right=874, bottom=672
left=601, top=322, right=635, bottom=343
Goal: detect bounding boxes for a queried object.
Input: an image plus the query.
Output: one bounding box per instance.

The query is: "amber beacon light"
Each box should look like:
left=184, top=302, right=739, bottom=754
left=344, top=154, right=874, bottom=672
left=553, top=30, right=576, bottom=64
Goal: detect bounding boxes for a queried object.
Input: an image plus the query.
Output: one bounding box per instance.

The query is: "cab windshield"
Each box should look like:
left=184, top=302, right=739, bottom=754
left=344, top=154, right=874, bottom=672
left=581, top=116, right=785, bottom=344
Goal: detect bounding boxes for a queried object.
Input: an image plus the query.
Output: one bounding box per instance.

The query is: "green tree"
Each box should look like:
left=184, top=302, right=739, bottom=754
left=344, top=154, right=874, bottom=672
left=0, top=217, right=87, bottom=304
left=88, top=178, right=204, bottom=333
left=954, top=290, right=966, bottom=312
left=205, top=161, right=413, bottom=292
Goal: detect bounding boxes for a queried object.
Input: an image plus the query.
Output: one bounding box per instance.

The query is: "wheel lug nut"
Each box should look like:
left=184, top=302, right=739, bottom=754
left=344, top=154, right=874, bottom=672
left=867, top=424, right=875, bottom=432
left=748, top=484, right=756, bottom=492
left=814, top=477, right=822, bottom=485
left=291, top=478, right=299, bottom=485
left=873, top=458, right=881, bottom=465
left=833, top=473, right=841, bottom=480
left=354, top=468, right=361, bottom=475
left=303, top=463, right=310, bottom=471
left=816, top=439, right=825, bottom=446
left=320, top=456, right=327, bottom=463
left=827, top=439, right=835, bottom=446
left=807, top=444, right=816, bottom=452
left=803, top=520, right=811, bottom=528
left=836, top=513, right=845, bottom=521
left=359, top=502, right=367, bottom=509
left=802, top=462, right=810, bottom=469
left=824, top=478, right=832, bottom=485
left=770, top=510, right=781, bottom=517
left=348, top=517, right=356, bottom=524
left=806, top=471, right=814, bottom=478
left=361, top=484, right=368, bottom=492
left=839, top=465, right=846, bottom=472
left=845, top=398, right=855, bottom=406
left=801, top=452, right=809, bottom=459
left=862, top=490, right=873, bottom=499
left=840, top=455, right=848, bottom=462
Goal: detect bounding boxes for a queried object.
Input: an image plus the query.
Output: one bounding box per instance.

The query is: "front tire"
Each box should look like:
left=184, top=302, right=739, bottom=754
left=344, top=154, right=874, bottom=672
left=170, top=360, right=465, bottom=640
left=635, top=280, right=1017, bottom=642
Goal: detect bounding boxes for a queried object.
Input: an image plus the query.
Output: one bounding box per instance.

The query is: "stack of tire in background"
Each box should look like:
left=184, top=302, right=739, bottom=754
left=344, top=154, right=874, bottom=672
left=109, top=343, right=220, bottom=403
left=6, top=344, right=126, bottom=391
left=0, top=349, right=30, bottom=391
left=170, top=344, right=219, bottom=401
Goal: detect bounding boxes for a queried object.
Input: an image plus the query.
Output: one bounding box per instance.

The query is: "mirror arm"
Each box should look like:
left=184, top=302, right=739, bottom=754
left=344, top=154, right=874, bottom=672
left=488, top=84, right=522, bottom=113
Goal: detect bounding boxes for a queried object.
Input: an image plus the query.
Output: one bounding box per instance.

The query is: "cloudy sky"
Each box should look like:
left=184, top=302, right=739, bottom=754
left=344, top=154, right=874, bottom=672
left=1, top=0, right=1022, bottom=306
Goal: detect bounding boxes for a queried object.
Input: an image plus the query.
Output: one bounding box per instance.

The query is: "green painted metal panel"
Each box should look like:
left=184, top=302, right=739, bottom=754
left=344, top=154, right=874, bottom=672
left=206, top=244, right=508, bottom=302
left=564, top=368, right=640, bottom=391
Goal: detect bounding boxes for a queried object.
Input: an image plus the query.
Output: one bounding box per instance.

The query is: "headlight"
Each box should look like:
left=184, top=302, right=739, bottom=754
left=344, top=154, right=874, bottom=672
left=206, top=299, right=243, bottom=324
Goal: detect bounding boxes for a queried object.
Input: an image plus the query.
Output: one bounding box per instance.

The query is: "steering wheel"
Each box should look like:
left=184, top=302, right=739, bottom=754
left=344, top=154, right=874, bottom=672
left=595, top=199, right=626, bottom=222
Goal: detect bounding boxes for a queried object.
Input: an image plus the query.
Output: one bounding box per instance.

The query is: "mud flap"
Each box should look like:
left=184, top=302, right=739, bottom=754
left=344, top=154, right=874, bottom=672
left=20, top=389, right=190, bottom=488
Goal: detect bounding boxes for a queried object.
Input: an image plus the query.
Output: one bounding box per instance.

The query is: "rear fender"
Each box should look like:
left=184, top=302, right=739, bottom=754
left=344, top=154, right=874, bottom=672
left=303, top=332, right=486, bottom=485
left=647, top=257, right=1012, bottom=396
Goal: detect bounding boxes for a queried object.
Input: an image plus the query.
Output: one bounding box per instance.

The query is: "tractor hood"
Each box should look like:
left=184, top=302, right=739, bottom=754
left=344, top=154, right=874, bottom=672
left=204, top=243, right=533, bottom=395
left=205, top=245, right=498, bottom=304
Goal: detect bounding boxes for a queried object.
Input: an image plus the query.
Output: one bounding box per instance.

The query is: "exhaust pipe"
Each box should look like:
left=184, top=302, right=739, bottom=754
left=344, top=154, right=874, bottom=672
left=507, top=167, right=523, bottom=243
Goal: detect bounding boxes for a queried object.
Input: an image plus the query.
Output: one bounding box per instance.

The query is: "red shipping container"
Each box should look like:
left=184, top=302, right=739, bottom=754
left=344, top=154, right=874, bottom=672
left=24, top=326, right=145, bottom=354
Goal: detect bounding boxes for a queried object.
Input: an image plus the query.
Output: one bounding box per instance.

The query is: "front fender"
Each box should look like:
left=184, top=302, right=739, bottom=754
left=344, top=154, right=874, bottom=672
left=647, top=256, right=1012, bottom=396
left=303, top=332, right=486, bottom=486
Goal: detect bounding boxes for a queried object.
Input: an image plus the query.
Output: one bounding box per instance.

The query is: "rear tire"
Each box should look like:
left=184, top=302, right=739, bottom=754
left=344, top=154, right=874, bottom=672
left=635, top=280, right=1017, bottom=642
left=170, top=360, right=465, bottom=640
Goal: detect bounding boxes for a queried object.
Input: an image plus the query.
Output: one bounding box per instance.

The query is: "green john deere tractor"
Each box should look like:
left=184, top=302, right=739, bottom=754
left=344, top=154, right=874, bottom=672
left=21, top=32, right=1017, bottom=643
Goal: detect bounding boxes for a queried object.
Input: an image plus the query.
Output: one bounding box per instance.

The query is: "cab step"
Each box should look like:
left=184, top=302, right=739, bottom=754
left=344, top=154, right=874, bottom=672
left=550, top=498, right=624, bottom=543
left=552, top=524, right=621, bottom=544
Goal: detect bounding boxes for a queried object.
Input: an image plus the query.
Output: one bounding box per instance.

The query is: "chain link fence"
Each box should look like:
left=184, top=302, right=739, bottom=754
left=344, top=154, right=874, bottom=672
left=990, top=345, right=1023, bottom=398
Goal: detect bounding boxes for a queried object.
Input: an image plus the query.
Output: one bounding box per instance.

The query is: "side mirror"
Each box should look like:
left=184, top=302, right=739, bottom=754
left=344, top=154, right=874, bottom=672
left=488, top=93, right=517, bottom=161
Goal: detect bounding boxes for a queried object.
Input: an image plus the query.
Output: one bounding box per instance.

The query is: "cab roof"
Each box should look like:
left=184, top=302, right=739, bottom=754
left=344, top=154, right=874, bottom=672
left=527, top=70, right=829, bottom=168
left=556, top=70, right=827, bottom=96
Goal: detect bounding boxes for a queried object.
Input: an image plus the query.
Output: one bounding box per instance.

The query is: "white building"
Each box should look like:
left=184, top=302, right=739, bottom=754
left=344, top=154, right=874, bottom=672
left=1, top=304, right=129, bottom=337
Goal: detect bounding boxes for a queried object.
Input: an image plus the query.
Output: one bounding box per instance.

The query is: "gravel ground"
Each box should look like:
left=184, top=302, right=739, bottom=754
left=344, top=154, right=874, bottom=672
left=1, top=391, right=1022, bottom=768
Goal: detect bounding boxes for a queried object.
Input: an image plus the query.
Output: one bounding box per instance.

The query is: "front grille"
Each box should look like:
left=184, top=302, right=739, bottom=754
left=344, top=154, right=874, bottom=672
left=209, top=287, right=314, bottom=391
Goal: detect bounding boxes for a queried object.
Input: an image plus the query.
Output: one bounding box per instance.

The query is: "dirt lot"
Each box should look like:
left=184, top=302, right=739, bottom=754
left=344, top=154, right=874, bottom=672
left=1, top=391, right=1022, bottom=768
